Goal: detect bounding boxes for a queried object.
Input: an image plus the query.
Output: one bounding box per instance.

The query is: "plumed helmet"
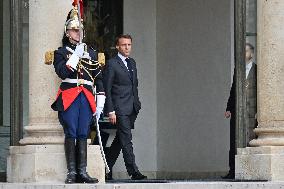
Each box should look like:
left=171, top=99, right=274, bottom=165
left=64, top=7, right=84, bottom=33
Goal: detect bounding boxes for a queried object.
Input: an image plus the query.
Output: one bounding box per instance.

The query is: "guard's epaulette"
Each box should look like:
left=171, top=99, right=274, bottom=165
left=44, top=50, right=55, bottom=65
left=98, top=52, right=105, bottom=67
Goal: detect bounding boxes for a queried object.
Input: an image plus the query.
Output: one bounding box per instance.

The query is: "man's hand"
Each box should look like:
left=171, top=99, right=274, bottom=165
left=74, top=43, right=85, bottom=58
left=225, top=111, right=231, bottom=118
left=109, top=112, right=116, bottom=125
left=65, top=43, right=86, bottom=70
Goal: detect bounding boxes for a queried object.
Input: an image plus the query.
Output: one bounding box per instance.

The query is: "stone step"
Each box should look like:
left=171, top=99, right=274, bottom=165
left=7, top=145, right=105, bottom=183
left=0, top=182, right=283, bottom=189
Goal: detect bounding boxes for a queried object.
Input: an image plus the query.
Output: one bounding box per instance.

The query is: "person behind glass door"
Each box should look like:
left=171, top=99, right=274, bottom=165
left=224, top=43, right=257, bottom=179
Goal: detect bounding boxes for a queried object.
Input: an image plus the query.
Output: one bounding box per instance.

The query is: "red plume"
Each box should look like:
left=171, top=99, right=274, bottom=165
left=72, top=0, right=84, bottom=19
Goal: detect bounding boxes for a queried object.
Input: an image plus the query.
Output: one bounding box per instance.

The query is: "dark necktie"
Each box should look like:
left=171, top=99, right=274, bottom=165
left=125, top=58, right=133, bottom=81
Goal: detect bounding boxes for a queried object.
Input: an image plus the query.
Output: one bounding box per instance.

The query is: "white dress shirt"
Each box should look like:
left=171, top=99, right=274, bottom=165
left=118, top=52, right=129, bottom=70
left=246, top=61, right=253, bottom=79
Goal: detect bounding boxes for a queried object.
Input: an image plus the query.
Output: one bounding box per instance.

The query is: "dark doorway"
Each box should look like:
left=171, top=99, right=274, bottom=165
left=83, top=0, right=123, bottom=60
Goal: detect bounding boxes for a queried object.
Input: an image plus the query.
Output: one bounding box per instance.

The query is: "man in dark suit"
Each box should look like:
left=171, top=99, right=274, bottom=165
left=244, top=44, right=257, bottom=142
left=103, top=34, right=147, bottom=180
left=224, top=43, right=257, bottom=179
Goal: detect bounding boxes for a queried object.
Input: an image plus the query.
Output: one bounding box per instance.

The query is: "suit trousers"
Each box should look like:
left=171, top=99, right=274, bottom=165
left=229, top=114, right=236, bottom=173
left=228, top=114, right=257, bottom=173
left=106, top=112, right=138, bottom=175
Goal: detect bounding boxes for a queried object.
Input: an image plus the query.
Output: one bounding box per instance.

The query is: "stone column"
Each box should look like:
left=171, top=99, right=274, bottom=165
left=236, top=0, right=284, bottom=181
left=18, top=0, right=70, bottom=145
left=7, top=0, right=104, bottom=183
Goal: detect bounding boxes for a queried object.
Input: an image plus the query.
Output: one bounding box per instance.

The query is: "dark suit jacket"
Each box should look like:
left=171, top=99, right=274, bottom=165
left=226, top=63, right=257, bottom=118
left=103, top=55, right=141, bottom=116
left=226, top=68, right=236, bottom=114
left=245, top=63, right=257, bottom=118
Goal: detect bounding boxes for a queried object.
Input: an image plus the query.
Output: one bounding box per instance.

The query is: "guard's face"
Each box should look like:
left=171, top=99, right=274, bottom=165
left=116, top=38, right=132, bottom=57
left=245, top=45, right=253, bottom=62
left=67, top=29, right=80, bottom=43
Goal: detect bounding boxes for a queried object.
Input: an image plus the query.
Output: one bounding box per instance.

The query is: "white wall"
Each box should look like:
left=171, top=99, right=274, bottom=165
left=112, top=0, right=158, bottom=178
left=156, top=0, right=233, bottom=178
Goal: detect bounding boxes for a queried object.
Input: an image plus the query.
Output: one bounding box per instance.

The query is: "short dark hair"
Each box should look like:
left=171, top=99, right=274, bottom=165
left=115, top=34, right=132, bottom=45
left=246, top=43, right=255, bottom=53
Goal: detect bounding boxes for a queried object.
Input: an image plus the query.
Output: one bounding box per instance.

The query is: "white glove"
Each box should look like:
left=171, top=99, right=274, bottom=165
left=82, top=51, right=91, bottom=60
left=74, top=43, right=85, bottom=58
left=95, top=94, right=106, bottom=120
left=66, top=43, right=86, bottom=70
left=66, top=53, right=79, bottom=70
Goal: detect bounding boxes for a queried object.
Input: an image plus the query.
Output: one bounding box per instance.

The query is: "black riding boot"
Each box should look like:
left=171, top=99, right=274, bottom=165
left=64, top=138, right=77, bottom=184
left=76, top=139, right=99, bottom=183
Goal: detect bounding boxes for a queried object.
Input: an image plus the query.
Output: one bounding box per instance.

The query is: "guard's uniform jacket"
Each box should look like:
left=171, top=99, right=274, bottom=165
left=51, top=42, right=104, bottom=114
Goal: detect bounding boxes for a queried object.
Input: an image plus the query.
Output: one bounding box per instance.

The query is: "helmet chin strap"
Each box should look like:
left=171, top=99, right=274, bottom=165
left=67, top=35, right=79, bottom=45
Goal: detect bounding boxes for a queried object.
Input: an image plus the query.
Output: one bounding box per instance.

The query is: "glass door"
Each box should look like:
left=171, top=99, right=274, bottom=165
left=245, top=0, right=257, bottom=146
left=0, top=0, right=11, bottom=181
left=234, top=0, right=257, bottom=148
left=0, top=0, right=29, bottom=181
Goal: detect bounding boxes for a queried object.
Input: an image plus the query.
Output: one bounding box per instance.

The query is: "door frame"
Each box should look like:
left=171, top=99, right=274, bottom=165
left=234, top=0, right=248, bottom=148
left=10, top=0, right=28, bottom=146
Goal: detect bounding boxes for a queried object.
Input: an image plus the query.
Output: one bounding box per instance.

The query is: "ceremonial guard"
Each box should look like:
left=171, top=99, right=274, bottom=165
left=50, top=1, right=105, bottom=184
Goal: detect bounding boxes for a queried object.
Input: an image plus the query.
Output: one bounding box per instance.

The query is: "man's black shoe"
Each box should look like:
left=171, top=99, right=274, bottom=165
left=221, top=172, right=235, bottom=179
left=131, top=172, right=147, bottom=180
left=105, top=171, right=113, bottom=180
